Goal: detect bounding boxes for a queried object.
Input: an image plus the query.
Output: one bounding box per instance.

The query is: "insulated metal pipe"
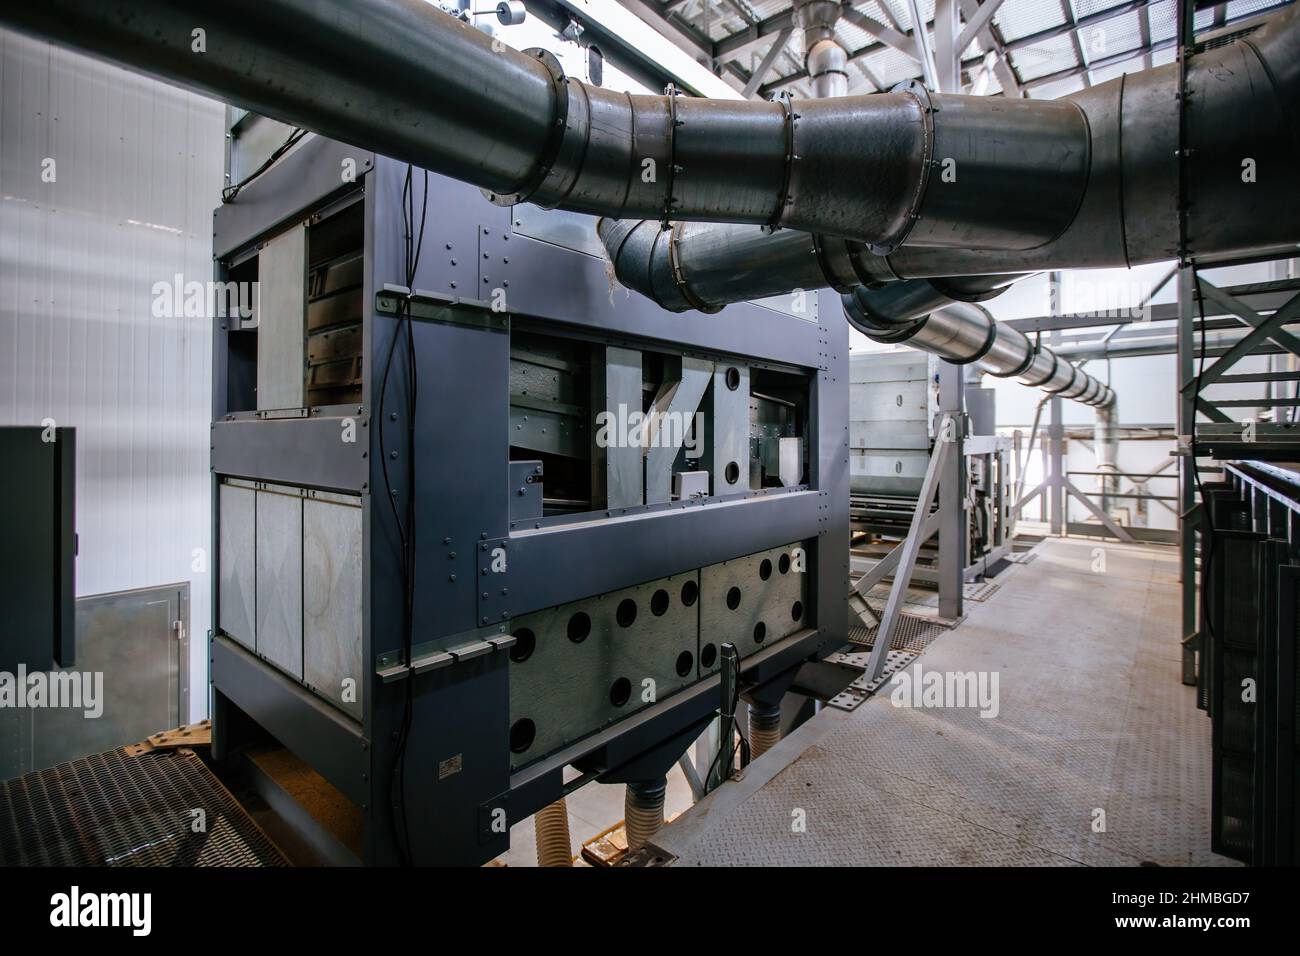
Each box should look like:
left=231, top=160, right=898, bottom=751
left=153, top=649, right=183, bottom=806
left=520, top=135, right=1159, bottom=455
left=0, top=0, right=1087, bottom=251
left=1094, top=401, right=1119, bottom=514
left=843, top=285, right=1115, bottom=408
left=600, top=6, right=1300, bottom=308
left=795, top=0, right=850, bottom=99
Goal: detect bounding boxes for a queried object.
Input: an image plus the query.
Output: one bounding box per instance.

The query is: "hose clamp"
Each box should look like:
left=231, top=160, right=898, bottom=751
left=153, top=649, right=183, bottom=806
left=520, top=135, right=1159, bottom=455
left=1006, top=333, right=1041, bottom=378
left=665, top=221, right=722, bottom=314
left=811, top=233, right=857, bottom=293
left=487, top=49, right=591, bottom=209
left=1020, top=349, right=1059, bottom=387
left=660, top=84, right=683, bottom=230
left=872, top=80, right=936, bottom=256
left=770, top=91, right=797, bottom=229
left=956, top=313, right=1001, bottom=366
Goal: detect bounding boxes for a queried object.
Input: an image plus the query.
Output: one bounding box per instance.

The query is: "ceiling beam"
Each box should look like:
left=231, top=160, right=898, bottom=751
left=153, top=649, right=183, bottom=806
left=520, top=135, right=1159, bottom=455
left=1004, top=0, right=1146, bottom=53
left=903, top=0, right=942, bottom=89
left=840, top=4, right=922, bottom=58
left=714, top=9, right=795, bottom=58
left=958, top=0, right=1022, bottom=96
left=742, top=27, right=794, bottom=96
left=954, top=0, right=1007, bottom=55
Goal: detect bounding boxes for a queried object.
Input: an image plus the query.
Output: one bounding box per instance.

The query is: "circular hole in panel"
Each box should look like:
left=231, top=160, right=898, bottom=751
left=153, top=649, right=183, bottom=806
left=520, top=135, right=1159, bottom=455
left=509, top=718, right=536, bottom=754
left=725, top=461, right=740, bottom=485
left=681, top=580, right=699, bottom=607
left=701, top=643, right=718, bottom=668
left=726, top=586, right=742, bottom=610
left=675, top=651, right=694, bottom=677
left=791, top=600, right=803, bottom=622
left=759, top=559, right=773, bottom=581
left=650, top=589, right=670, bottom=617
left=753, top=621, right=767, bottom=643
left=779, top=553, right=791, bottom=575
left=509, top=628, right=536, bottom=663
left=616, top=598, right=638, bottom=628
left=567, top=612, right=592, bottom=643
left=609, top=677, right=632, bottom=707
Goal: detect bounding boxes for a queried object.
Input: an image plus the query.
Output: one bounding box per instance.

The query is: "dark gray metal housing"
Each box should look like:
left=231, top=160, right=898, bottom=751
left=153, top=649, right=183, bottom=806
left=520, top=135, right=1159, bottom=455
left=204, top=138, right=847, bottom=865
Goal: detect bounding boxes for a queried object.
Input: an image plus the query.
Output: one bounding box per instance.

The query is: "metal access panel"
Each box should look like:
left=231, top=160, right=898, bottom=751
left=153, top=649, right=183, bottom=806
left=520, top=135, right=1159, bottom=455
left=705, top=363, right=751, bottom=495
left=849, top=351, right=936, bottom=496
left=0, top=426, right=76, bottom=672
left=256, top=223, right=308, bottom=411
left=699, top=542, right=810, bottom=670
left=507, top=571, right=701, bottom=768
left=1276, top=565, right=1300, bottom=866
left=591, top=345, right=643, bottom=509
left=1210, top=529, right=1266, bottom=862
left=218, top=479, right=257, bottom=651
left=256, top=485, right=304, bottom=680
left=0, top=584, right=188, bottom=781
left=303, top=492, right=364, bottom=720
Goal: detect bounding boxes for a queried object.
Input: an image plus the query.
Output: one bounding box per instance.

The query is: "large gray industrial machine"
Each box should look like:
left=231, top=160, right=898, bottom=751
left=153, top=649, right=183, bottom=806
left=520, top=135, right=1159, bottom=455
left=202, top=132, right=845, bottom=865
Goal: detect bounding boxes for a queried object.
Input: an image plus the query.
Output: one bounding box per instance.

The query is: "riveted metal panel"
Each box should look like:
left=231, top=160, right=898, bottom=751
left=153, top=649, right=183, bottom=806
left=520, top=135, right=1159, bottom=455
left=507, top=571, right=701, bottom=768
left=303, top=494, right=363, bottom=719
left=699, top=542, right=810, bottom=673
left=212, top=413, right=370, bottom=493
left=706, top=363, right=750, bottom=495
left=218, top=481, right=256, bottom=650
left=257, top=224, right=308, bottom=411
left=256, top=486, right=303, bottom=679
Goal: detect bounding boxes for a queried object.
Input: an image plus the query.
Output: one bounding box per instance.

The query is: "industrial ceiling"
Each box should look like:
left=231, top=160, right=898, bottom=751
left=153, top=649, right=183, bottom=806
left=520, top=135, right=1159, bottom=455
left=632, top=0, right=1291, bottom=99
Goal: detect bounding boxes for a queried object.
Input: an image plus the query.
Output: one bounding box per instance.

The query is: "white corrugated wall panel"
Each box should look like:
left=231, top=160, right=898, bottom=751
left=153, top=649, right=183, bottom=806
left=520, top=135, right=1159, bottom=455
left=0, top=28, right=224, bottom=721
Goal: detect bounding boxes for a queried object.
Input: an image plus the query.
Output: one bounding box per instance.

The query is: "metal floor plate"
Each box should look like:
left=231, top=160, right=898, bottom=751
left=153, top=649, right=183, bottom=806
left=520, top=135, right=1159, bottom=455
left=0, top=747, right=289, bottom=866
left=656, top=538, right=1238, bottom=867
left=847, top=613, right=950, bottom=656
left=964, top=581, right=1000, bottom=602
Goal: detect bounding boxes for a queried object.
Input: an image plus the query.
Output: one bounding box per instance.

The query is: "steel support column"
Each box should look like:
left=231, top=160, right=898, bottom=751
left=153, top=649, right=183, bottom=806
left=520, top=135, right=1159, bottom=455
left=938, top=362, right=965, bottom=620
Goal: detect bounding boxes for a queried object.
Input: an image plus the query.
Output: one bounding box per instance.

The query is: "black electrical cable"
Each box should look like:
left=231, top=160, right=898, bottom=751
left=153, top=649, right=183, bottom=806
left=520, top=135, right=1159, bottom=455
left=705, top=656, right=749, bottom=789
left=378, top=164, right=428, bottom=865
left=221, top=127, right=307, bottom=203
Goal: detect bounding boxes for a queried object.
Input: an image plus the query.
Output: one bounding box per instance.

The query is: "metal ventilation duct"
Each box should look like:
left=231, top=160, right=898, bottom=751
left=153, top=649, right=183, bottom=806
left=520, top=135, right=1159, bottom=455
left=601, top=6, right=1300, bottom=309
left=0, top=0, right=1087, bottom=254
left=842, top=281, right=1115, bottom=408
left=1, top=0, right=1293, bottom=416
left=794, top=0, right=850, bottom=99
left=8, top=0, right=1290, bottom=286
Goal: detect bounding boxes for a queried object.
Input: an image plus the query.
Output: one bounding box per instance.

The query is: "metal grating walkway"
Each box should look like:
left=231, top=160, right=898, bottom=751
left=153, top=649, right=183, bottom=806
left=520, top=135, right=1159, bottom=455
left=655, top=538, right=1238, bottom=866
left=0, top=747, right=288, bottom=866
left=847, top=614, right=949, bottom=656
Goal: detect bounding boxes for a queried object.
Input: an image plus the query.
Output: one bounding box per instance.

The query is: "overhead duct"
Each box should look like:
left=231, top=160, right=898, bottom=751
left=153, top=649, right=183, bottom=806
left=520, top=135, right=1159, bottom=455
left=601, top=6, right=1300, bottom=309
left=3, top=1, right=1294, bottom=278
left=843, top=281, right=1115, bottom=409
left=795, top=0, right=850, bottom=99
left=1, top=0, right=1089, bottom=253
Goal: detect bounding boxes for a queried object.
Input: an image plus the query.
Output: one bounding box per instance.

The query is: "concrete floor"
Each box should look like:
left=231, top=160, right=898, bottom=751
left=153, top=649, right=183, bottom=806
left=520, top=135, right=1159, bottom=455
left=652, top=536, right=1238, bottom=866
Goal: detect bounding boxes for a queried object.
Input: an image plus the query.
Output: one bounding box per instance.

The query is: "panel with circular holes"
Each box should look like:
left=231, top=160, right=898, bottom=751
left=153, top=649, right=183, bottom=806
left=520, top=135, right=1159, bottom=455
left=506, top=572, right=700, bottom=770
left=698, top=541, right=810, bottom=676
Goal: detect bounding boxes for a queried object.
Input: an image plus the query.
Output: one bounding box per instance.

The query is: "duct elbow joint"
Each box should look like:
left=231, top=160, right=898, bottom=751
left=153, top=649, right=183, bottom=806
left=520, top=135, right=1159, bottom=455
left=597, top=217, right=719, bottom=314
